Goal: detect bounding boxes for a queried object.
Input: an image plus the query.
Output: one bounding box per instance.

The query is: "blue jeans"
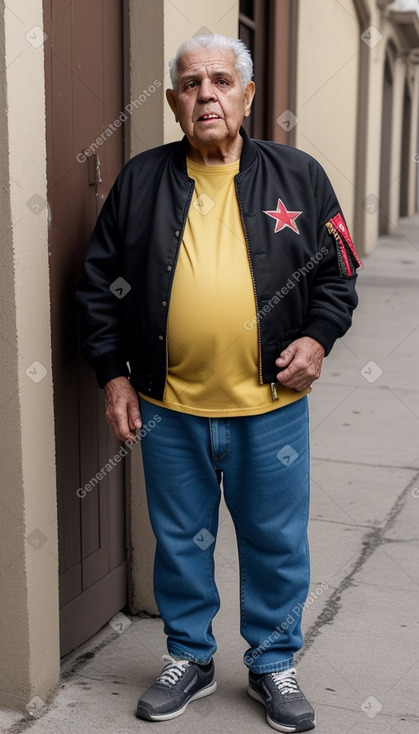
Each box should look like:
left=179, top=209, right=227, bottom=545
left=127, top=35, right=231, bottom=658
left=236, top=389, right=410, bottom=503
left=139, top=396, right=310, bottom=674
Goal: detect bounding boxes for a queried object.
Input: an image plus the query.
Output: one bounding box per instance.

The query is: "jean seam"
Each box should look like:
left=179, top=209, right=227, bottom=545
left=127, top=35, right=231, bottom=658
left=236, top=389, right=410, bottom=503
left=235, top=529, right=247, bottom=631
left=210, top=419, right=230, bottom=463
left=203, top=494, right=221, bottom=647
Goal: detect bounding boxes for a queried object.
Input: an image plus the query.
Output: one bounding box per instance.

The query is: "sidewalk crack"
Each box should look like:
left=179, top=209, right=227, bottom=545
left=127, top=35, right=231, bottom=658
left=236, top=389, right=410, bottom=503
left=296, top=469, right=419, bottom=662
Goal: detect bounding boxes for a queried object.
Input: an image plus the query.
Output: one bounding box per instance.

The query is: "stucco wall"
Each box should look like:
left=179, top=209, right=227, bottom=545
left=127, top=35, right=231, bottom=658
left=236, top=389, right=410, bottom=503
left=0, top=0, right=59, bottom=711
left=128, top=0, right=164, bottom=156
left=295, top=0, right=419, bottom=254
left=294, top=0, right=360, bottom=230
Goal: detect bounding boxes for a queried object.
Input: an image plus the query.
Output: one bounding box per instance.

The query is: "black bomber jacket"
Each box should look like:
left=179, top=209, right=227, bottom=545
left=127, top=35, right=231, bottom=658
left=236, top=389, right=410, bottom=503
left=76, top=127, right=362, bottom=400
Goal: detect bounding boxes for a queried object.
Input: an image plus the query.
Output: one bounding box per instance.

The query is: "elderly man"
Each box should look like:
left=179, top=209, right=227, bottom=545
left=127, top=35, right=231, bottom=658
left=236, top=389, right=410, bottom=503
left=77, top=33, right=361, bottom=733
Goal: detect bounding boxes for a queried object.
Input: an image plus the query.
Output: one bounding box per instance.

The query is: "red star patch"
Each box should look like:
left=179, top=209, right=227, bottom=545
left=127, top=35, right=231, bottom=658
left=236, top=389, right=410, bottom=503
left=263, top=198, right=302, bottom=234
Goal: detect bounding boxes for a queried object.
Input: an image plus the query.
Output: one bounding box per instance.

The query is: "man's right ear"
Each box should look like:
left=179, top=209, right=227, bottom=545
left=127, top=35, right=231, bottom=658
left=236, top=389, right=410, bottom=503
left=166, top=89, right=179, bottom=122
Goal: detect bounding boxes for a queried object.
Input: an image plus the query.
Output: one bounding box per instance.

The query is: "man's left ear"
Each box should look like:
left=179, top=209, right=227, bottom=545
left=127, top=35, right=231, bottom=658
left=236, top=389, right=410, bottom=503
left=166, top=88, right=179, bottom=122
left=244, top=81, right=256, bottom=118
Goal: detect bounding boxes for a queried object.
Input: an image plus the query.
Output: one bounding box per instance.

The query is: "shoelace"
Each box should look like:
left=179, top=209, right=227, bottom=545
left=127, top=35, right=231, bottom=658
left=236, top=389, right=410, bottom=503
left=156, top=654, right=191, bottom=686
left=270, top=668, right=299, bottom=695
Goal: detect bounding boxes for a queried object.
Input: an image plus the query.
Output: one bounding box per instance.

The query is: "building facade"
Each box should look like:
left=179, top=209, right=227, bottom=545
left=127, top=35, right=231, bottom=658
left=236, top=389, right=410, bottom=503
left=0, top=0, right=418, bottom=713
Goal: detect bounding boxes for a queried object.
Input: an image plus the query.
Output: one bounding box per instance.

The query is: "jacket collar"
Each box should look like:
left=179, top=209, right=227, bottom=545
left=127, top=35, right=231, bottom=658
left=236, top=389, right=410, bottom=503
left=172, top=125, right=258, bottom=175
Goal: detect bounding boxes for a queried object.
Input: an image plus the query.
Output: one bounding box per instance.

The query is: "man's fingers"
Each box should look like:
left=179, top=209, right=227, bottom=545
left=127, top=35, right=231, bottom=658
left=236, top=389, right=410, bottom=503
left=275, top=337, right=325, bottom=389
left=276, top=366, right=303, bottom=389
left=276, top=359, right=320, bottom=390
left=112, top=404, right=140, bottom=441
left=276, top=347, right=295, bottom=367
left=276, top=367, right=292, bottom=384
left=128, top=402, right=142, bottom=431
left=105, top=409, right=132, bottom=442
left=104, top=376, right=141, bottom=441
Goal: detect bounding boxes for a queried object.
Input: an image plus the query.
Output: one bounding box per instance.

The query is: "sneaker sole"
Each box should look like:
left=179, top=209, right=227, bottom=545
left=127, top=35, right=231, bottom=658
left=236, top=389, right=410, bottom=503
left=136, top=680, right=217, bottom=721
left=248, top=686, right=316, bottom=733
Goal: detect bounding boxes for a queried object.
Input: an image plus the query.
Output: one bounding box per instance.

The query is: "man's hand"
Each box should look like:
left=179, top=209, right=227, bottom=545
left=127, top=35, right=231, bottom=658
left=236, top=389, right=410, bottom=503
left=275, top=337, right=325, bottom=391
left=104, top=376, right=142, bottom=441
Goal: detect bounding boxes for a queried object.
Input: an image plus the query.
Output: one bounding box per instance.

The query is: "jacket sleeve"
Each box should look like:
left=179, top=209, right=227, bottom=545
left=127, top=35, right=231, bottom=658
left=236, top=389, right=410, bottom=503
left=75, top=176, right=130, bottom=388
left=300, top=162, right=362, bottom=355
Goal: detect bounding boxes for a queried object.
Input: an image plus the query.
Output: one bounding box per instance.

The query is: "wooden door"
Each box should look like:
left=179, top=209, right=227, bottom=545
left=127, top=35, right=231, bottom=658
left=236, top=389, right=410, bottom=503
left=43, top=0, right=128, bottom=656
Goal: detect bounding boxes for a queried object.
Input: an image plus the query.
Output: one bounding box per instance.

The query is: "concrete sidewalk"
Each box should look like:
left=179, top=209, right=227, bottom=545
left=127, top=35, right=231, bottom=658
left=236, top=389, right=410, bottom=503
left=2, top=217, right=419, bottom=734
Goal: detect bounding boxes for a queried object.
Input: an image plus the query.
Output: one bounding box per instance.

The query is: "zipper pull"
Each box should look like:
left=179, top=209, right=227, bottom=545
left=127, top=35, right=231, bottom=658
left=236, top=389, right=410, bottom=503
left=270, top=382, right=279, bottom=401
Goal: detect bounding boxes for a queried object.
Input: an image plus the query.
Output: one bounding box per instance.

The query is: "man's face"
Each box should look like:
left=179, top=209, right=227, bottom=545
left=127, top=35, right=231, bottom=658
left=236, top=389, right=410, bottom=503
left=166, top=46, right=255, bottom=151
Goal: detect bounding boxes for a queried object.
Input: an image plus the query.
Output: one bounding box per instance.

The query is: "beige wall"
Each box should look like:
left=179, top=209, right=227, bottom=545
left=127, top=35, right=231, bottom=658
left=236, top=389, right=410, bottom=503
left=359, top=1, right=385, bottom=254
left=294, top=0, right=360, bottom=233
left=377, top=18, right=419, bottom=233
left=387, top=52, right=406, bottom=232
left=407, top=65, right=419, bottom=216
left=0, top=0, right=59, bottom=712
left=294, top=0, right=419, bottom=254
left=128, top=0, right=164, bottom=156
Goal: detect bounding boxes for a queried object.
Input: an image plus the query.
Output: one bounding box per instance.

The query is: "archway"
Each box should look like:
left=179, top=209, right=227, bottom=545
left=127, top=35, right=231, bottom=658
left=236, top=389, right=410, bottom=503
left=379, top=46, right=395, bottom=234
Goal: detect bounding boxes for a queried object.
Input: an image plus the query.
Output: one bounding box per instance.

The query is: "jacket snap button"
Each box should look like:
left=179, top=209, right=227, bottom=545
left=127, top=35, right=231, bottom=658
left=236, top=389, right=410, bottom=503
left=162, top=301, right=167, bottom=307
left=175, top=230, right=180, bottom=237
left=158, top=334, right=164, bottom=341
left=167, top=265, right=172, bottom=271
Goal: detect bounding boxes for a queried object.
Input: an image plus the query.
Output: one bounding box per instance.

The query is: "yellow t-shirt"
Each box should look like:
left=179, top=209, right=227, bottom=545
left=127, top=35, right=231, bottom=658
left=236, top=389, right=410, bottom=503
left=141, top=157, right=309, bottom=417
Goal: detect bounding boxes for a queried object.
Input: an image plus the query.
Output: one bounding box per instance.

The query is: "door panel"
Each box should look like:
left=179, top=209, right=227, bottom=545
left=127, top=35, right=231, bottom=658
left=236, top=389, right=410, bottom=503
left=43, top=0, right=128, bottom=656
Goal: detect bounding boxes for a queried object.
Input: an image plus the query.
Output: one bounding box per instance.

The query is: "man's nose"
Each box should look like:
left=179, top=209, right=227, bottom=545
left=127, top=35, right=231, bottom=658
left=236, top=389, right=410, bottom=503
left=197, top=79, right=217, bottom=102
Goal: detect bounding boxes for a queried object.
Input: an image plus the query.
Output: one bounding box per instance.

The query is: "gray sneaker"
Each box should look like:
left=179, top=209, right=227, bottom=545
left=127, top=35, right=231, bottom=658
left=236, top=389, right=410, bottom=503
left=248, top=667, right=315, bottom=732
left=136, top=654, right=216, bottom=721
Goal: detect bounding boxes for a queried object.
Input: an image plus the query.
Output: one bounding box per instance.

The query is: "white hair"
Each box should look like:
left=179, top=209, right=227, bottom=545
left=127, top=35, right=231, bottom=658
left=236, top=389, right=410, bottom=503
left=169, top=33, right=253, bottom=91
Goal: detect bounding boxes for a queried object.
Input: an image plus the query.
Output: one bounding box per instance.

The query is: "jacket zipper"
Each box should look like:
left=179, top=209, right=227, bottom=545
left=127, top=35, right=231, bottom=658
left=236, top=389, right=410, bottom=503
left=326, top=220, right=352, bottom=277
left=234, top=178, right=270, bottom=395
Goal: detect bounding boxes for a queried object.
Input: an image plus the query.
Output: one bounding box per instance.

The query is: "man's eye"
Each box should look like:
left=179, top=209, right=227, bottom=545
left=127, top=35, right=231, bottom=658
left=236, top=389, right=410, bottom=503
left=185, top=81, right=197, bottom=90
left=217, top=79, right=228, bottom=86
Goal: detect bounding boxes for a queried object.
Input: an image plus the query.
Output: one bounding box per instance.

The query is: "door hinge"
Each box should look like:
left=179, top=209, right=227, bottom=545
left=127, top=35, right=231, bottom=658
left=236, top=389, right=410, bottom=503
left=88, top=154, right=102, bottom=186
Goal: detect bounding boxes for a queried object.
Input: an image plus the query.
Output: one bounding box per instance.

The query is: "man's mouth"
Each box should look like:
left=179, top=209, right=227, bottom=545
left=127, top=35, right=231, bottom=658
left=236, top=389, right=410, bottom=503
left=197, top=113, right=221, bottom=121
